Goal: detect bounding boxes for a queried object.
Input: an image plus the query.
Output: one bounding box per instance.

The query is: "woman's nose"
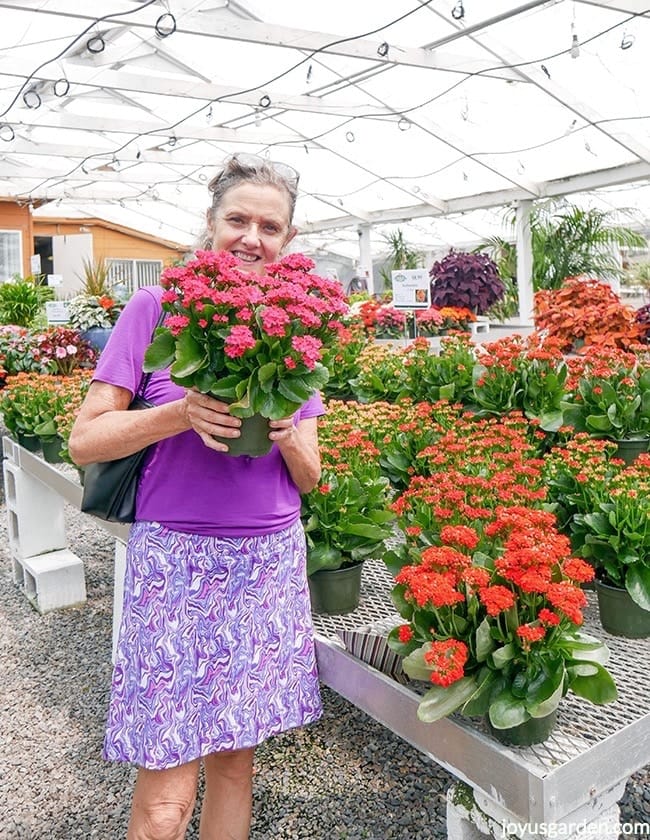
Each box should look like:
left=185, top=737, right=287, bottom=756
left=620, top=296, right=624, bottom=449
left=241, top=223, right=261, bottom=245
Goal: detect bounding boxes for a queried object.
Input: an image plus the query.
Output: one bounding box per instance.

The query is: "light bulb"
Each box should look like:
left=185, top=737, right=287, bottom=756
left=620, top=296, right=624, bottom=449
left=571, top=33, right=580, bottom=59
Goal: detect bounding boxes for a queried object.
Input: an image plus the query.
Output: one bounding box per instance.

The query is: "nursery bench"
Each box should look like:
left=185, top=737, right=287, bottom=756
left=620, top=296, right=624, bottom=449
left=312, top=560, right=650, bottom=840
left=4, top=437, right=649, bottom=840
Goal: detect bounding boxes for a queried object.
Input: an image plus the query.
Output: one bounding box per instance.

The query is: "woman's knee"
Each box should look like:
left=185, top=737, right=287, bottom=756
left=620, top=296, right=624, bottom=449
left=128, top=761, right=199, bottom=840
left=131, top=799, right=195, bottom=840
left=204, top=746, right=255, bottom=784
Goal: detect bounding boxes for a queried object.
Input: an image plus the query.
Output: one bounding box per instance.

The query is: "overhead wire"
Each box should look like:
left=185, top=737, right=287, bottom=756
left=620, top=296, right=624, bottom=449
left=8, top=3, right=649, bottom=208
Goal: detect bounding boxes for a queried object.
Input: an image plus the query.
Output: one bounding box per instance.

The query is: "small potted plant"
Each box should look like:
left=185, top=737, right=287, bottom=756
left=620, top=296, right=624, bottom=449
left=429, top=250, right=505, bottom=316
left=144, top=251, right=348, bottom=455
left=544, top=438, right=650, bottom=638
left=302, top=417, right=396, bottom=614
left=560, top=345, right=650, bottom=461
left=373, top=305, right=408, bottom=341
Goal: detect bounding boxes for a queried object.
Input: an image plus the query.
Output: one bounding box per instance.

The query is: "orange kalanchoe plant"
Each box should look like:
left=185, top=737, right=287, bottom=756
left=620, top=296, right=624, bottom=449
left=388, top=505, right=618, bottom=728
left=385, top=416, right=617, bottom=729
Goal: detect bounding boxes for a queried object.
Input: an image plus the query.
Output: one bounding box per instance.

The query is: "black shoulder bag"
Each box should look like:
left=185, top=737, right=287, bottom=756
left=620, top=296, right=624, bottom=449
left=80, top=310, right=165, bottom=523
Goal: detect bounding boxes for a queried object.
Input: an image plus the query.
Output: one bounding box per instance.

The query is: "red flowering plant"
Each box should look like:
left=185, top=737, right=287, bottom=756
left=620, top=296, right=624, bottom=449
left=471, top=333, right=569, bottom=431
left=144, top=251, right=348, bottom=419
left=383, top=414, right=617, bottom=729
left=560, top=345, right=650, bottom=441
left=33, top=327, right=97, bottom=376
left=301, top=402, right=395, bottom=574
left=387, top=506, right=617, bottom=729
left=544, top=437, right=650, bottom=612
left=350, top=333, right=476, bottom=405
left=374, top=304, right=408, bottom=339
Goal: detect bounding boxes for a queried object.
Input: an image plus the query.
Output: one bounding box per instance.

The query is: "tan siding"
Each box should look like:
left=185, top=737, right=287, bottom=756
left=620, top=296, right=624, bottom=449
left=0, top=202, right=32, bottom=277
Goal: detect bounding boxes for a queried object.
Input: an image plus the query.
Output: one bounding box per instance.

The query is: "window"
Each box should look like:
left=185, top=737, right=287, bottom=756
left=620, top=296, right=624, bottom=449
left=106, top=259, right=163, bottom=295
left=0, top=230, right=22, bottom=281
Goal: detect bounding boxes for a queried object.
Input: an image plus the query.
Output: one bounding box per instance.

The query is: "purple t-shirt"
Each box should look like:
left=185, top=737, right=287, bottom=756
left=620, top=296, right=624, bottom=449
left=93, top=286, right=325, bottom=537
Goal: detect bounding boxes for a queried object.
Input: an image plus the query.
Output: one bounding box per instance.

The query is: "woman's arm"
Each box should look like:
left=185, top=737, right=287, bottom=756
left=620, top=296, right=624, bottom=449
left=68, top=383, right=244, bottom=466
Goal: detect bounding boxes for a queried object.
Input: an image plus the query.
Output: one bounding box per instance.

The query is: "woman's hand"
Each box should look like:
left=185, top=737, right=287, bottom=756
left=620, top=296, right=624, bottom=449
left=183, top=390, right=242, bottom=452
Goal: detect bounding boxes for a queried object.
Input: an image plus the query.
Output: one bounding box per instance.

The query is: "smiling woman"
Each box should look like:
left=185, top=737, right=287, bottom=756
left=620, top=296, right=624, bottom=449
left=66, top=152, right=334, bottom=840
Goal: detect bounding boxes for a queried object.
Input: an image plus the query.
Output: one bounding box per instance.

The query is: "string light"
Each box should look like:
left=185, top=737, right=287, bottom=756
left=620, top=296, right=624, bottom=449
left=205, top=105, right=213, bottom=122
left=541, top=64, right=551, bottom=79
left=398, top=116, right=411, bottom=131
left=377, top=41, right=389, bottom=57
left=155, top=13, right=176, bottom=38
left=53, top=78, right=70, bottom=97
left=345, top=130, right=355, bottom=142
left=306, top=63, right=313, bottom=82
left=570, top=22, right=580, bottom=58
left=451, top=1, right=464, bottom=21
left=0, top=124, right=15, bottom=142
left=258, top=94, right=271, bottom=109
left=22, top=88, right=41, bottom=109
left=620, top=32, right=634, bottom=50
left=86, top=34, right=105, bottom=53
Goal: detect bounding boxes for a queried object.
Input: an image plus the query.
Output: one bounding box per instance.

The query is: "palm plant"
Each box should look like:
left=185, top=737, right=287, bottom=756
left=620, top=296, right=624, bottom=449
left=379, top=228, right=423, bottom=289
left=480, top=201, right=646, bottom=294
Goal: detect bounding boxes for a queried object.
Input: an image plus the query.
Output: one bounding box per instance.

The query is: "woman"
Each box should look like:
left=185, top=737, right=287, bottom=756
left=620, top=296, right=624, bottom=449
left=69, top=154, right=323, bottom=840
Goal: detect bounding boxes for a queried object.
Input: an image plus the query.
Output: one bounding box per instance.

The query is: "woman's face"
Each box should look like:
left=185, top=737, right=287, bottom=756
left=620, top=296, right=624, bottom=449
left=207, top=182, right=296, bottom=275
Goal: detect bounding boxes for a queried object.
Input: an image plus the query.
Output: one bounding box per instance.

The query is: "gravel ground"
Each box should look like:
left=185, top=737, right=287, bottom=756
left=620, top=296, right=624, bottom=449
left=0, top=483, right=648, bottom=839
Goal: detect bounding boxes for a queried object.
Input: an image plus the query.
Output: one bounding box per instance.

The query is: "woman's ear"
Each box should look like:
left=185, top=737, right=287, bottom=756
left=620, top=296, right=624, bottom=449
left=205, top=209, right=215, bottom=244
left=283, top=225, right=298, bottom=250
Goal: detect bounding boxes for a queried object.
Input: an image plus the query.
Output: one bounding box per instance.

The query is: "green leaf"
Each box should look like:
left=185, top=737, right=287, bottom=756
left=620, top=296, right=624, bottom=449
left=461, top=670, right=498, bottom=717
left=402, top=645, right=435, bottom=682
left=488, top=689, right=529, bottom=729
left=143, top=329, right=175, bottom=372
left=491, top=642, right=516, bottom=669
left=475, top=617, right=494, bottom=663
left=585, top=413, right=613, bottom=433
left=526, top=671, right=564, bottom=718
left=307, top=545, right=343, bottom=575
left=170, top=330, right=207, bottom=379
left=569, top=662, right=618, bottom=704
left=277, top=376, right=312, bottom=404
left=626, top=565, right=650, bottom=611
left=417, top=677, right=479, bottom=723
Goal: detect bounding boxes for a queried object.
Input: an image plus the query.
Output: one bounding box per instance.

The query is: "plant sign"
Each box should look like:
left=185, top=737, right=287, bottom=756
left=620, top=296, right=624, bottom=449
left=391, top=269, right=431, bottom=310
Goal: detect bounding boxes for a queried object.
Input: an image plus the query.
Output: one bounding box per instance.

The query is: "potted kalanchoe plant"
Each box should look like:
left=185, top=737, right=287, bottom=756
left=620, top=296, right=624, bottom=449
left=560, top=345, right=650, bottom=462
left=429, top=250, right=505, bottom=316
left=144, top=251, right=348, bottom=444
left=387, top=506, right=618, bottom=744
left=384, top=415, right=617, bottom=745
left=302, top=412, right=396, bottom=614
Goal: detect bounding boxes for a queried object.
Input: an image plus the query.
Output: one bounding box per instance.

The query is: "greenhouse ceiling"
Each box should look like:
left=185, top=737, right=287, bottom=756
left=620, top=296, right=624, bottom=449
left=0, top=0, right=649, bottom=259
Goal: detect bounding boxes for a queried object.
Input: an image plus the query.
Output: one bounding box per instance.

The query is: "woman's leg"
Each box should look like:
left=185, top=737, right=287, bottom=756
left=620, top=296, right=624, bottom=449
left=199, top=747, right=255, bottom=840
left=127, top=758, right=201, bottom=840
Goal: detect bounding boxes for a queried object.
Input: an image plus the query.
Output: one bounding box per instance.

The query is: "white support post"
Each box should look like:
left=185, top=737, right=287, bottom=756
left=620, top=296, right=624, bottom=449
left=357, top=223, right=374, bottom=295
left=516, top=199, right=534, bottom=325
left=447, top=780, right=625, bottom=840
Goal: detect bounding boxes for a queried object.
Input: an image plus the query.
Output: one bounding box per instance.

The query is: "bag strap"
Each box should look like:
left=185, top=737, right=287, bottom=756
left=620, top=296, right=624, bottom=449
left=135, top=306, right=166, bottom=399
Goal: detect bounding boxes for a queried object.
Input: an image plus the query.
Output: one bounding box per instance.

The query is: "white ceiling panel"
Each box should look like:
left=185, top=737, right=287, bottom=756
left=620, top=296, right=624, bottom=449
left=0, top=0, right=647, bottom=259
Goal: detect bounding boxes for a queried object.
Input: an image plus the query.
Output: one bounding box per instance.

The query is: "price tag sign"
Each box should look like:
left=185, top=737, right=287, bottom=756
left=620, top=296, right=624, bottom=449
left=45, top=300, right=71, bottom=324
left=391, top=268, right=430, bottom=309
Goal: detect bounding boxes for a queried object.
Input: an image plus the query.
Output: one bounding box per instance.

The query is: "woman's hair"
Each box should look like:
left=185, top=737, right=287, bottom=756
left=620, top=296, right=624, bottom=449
left=197, top=154, right=299, bottom=250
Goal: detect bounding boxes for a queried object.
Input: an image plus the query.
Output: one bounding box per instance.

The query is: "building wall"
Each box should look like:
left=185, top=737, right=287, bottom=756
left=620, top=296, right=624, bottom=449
left=33, top=220, right=185, bottom=265
left=0, top=202, right=33, bottom=278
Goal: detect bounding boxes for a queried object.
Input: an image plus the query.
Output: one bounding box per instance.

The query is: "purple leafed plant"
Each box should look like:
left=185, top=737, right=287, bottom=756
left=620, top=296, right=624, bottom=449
left=429, top=250, right=505, bottom=315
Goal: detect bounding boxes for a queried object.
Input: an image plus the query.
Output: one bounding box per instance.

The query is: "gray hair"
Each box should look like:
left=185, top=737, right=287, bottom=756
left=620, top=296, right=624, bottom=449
left=196, top=154, right=299, bottom=250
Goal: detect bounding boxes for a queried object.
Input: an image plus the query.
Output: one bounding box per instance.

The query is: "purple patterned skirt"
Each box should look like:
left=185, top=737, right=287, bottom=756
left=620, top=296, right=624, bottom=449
left=103, top=519, right=322, bottom=770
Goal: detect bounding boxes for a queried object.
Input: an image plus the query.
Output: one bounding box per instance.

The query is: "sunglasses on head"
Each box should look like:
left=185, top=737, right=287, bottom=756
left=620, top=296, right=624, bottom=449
left=219, top=152, right=300, bottom=189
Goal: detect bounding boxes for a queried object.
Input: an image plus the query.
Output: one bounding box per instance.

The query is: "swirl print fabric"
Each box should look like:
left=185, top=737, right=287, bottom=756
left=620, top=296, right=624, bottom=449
left=103, top=519, right=322, bottom=769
